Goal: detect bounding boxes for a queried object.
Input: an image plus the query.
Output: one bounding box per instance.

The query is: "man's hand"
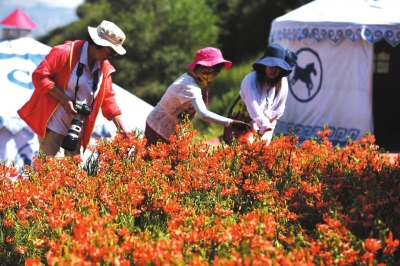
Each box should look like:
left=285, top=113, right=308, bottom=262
left=61, top=100, right=78, bottom=116
left=113, top=116, right=129, bottom=139
left=48, top=86, right=77, bottom=116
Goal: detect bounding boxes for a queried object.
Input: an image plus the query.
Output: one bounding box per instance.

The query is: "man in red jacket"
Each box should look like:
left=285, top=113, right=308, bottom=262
left=18, top=20, right=128, bottom=157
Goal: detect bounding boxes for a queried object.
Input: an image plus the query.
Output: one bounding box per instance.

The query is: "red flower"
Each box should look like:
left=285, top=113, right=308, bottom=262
left=25, top=257, right=41, bottom=266
left=383, top=231, right=400, bottom=254
left=16, top=246, right=27, bottom=254
left=3, top=219, right=15, bottom=227
left=365, top=238, right=381, bottom=253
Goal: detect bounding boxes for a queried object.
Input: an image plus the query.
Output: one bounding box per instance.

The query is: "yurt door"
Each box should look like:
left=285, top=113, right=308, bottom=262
left=373, top=40, right=400, bottom=152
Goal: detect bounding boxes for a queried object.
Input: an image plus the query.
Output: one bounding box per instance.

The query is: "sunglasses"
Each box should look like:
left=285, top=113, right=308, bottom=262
left=104, top=46, right=118, bottom=57
left=197, top=65, right=221, bottom=75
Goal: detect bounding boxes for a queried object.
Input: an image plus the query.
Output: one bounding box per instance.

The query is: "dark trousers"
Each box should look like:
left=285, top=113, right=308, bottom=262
left=144, top=123, right=169, bottom=147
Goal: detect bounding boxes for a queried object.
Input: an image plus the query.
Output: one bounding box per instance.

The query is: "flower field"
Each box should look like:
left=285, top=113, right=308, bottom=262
left=1, top=124, right=400, bottom=265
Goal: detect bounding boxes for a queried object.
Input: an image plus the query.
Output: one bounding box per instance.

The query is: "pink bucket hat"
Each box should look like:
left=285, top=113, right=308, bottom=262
left=187, top=47, right=232, bottom=70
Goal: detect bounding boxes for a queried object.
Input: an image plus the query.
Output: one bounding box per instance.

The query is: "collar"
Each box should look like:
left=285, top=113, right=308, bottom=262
left=81, top=41, right=101, bottom=74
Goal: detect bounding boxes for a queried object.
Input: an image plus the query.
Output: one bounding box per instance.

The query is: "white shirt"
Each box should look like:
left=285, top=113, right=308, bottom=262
left=239, top=71, right=288, bottom=133
left=47, top=41, right=102, bottom=136
left=146, top=73, right=231, bottom=140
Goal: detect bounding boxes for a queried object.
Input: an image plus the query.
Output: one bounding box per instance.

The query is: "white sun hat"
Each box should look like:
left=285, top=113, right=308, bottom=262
left=88, top=20, right=126, bottom=55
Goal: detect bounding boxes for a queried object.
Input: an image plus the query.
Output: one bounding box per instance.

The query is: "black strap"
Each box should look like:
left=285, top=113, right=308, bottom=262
left=228, top=95, right=241, bottom=117
left=228, top=81, right=280, bottom=118
left=74, top=62, right=99, bottom=108
left=73, top=62, right=84, bottom=101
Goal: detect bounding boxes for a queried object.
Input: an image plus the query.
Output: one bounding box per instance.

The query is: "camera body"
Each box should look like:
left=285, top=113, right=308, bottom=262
left=74, top=102, right=92, bottom=116
left=61, top=102, right=92, bottom=152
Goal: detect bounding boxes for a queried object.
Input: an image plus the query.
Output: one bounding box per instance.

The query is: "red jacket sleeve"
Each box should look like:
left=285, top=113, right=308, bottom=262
left=101, top=73, right=122, bottom=120
left=32, top=44, right=72, bottom=94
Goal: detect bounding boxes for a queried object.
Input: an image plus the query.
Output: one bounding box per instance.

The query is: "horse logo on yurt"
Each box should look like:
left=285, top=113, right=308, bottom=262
left=288, top=48, right=323, bottom=103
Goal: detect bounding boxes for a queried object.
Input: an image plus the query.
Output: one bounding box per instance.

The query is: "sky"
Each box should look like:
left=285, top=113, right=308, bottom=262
left=0, top=0, right=85, bottom=38
left=4, top=0, right=84, bottom=8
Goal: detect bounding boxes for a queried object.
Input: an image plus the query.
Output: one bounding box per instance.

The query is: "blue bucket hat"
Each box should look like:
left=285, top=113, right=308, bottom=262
left=252, top=43, right=292, bottom=77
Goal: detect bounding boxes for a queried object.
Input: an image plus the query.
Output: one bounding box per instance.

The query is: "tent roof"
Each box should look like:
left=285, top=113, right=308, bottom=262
left=269, top=0, right=400, bottom=46
left=0, top=37, right=50, bottom=55
left=0, top=8, right=37, bottom=29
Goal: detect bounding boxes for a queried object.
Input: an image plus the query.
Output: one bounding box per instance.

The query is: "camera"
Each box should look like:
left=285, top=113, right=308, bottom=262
left=61, top=102, right=92, bottom=151
left=73, top=102, right=92, bottom=116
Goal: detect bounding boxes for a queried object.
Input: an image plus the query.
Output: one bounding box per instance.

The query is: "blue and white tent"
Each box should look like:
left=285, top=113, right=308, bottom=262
left=269, top=0, right=400, bottom=148
left=0, top=37, right=153, bottom=171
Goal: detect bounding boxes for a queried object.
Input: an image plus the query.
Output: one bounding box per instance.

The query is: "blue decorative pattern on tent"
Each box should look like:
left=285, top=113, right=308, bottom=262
left=269, top=26, right=400, bottom=47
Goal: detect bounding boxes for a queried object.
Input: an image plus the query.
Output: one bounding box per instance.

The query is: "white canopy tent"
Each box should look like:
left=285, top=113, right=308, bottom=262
left=0, top=37, right=153, bottom=170
left=269, top=0, right=400, bottom=148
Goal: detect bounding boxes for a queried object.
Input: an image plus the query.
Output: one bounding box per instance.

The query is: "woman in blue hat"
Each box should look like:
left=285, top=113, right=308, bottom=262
left=238, top=43, right=297, bottom=145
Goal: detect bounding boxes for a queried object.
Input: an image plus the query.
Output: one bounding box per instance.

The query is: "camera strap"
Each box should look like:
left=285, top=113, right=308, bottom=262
left=74, top=62, right=99, bottom=109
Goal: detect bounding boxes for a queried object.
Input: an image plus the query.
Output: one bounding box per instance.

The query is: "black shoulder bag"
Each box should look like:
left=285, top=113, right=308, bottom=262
left=222, top=95, right=252, bottom=144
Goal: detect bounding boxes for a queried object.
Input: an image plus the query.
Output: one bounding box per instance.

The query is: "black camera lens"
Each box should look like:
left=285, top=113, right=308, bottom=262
left=61, top=115, right=83, bottom=151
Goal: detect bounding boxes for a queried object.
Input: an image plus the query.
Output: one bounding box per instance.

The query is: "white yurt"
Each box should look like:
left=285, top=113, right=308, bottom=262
left=0, top=37, right=153, bottom=171
left=269, top=0, right=400, bottom=151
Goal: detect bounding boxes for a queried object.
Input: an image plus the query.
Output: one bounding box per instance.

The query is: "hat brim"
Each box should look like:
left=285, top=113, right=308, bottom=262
left=88, top=26, right=126, bottom=55
left=187, top=59, right=232, bottom=71
left=252, top=56, right=291, bottom=71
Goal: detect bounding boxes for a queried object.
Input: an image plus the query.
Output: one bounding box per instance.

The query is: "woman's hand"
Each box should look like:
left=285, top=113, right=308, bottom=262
left=230, top=120, right=252, bottom=131
left=259, top=123, right=273, bottom=135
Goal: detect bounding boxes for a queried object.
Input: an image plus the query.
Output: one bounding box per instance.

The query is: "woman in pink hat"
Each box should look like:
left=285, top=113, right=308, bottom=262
left=145, top=47, right=250, bottom=146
